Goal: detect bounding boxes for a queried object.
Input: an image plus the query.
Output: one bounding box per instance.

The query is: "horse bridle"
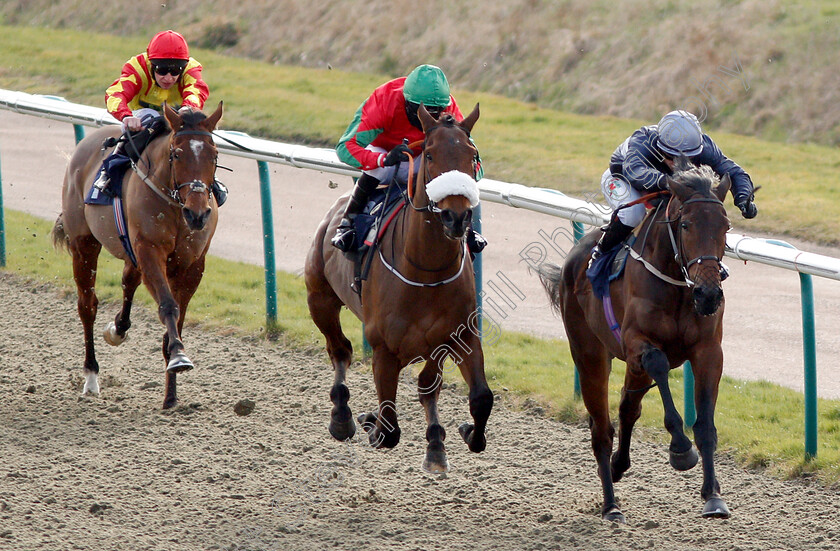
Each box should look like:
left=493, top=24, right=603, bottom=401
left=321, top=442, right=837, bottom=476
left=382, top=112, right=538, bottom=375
left=404, top=129, right=480, bottom=215
left=663, top=195, right=726, bottom=287
left=167, top=129, right=217, bottom=207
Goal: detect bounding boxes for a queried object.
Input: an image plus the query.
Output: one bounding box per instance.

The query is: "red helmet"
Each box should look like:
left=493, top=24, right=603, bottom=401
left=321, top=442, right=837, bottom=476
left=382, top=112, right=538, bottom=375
left=147, top=30, right=189, bottom=61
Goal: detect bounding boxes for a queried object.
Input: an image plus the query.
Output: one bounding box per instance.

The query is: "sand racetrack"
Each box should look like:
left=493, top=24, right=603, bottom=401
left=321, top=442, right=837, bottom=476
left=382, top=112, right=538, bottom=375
left=2, top=110, right=840, bottom=550
left=2, top=272, right=840, bottom=551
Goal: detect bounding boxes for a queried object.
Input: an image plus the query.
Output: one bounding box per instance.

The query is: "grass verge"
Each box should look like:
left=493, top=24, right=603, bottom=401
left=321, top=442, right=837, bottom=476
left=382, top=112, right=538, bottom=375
left=3, top=25, right=840, bottom=244
left=4, top=208, right=840, bottom=485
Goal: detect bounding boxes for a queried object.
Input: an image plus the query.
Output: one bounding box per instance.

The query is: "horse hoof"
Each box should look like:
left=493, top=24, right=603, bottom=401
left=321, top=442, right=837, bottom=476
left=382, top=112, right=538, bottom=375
left=458, top=423, right=486, bottom=452
left=702, top=496, right=731, bottom=519
left=602, top=506, right=626, bottom=523
left=669, top=445, right=699, bottom=471
left=329, top=407, right=357, bottom=441
left=422, top=453, right=450, bottom=474
left=102, top=322, right=127, bottom=347
left=166, top=353, right=194, bottom=373
left=357, top=412, right=377, bottom=432
left=81, top=371, right=100, bottom=396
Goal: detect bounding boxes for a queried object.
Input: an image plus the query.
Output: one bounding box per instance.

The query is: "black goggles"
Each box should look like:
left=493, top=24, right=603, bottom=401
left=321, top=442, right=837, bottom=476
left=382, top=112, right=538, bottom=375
left=153, top=64, right=185, bottom=77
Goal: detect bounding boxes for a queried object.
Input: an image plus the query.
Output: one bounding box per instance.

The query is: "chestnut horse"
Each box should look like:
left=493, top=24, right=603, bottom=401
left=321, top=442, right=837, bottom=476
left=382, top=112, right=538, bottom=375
left=305, top=105, right=493, bottom=472
left=540, top=161, right=732, bottom=522
left=52, top=103, right=223, bottom=409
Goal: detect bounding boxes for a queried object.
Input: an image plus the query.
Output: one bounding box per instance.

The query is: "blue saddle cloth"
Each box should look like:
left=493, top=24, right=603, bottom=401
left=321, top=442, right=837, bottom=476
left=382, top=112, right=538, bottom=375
left=84, top=153, right=131, bottom=206
left=585, top=235, right=636, bottom=300
left=350, top=182, right=407, bottom=253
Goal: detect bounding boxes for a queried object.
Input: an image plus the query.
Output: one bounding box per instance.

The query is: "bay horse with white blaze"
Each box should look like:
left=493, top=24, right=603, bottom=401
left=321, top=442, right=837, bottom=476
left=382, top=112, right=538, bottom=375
left=52, top=102, right=223, bottom=409
left=305, top=104, right=492, bottom=472
left=540, top=159, right=732, bottom=522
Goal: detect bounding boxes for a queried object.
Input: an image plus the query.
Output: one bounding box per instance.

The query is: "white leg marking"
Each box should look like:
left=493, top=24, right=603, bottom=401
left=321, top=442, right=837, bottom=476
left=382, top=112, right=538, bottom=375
left=82, top=370, right=100, bottom=396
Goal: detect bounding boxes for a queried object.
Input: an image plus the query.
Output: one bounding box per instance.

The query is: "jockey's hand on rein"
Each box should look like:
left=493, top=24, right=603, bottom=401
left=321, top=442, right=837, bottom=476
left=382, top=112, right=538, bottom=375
left=383, top=144, right=413, bottom=167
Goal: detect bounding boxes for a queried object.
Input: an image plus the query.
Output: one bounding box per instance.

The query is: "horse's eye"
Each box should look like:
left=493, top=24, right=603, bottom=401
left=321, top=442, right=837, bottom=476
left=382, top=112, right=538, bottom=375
left=173, top=148, right=183, bottom=159
left=425, top=153, right=432, bottom=162
left=680, top=221, right=689, bottom=229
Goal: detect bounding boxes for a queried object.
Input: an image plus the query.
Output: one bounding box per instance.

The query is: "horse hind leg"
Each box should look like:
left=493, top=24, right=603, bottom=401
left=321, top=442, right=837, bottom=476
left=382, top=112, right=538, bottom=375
left=639, top=346, right=698, bottom=471
left=69, top=234, right=103, bottom=396
left=358, top=348, right=401, bottom=449
left=417, top=359, right=448, bottom=473
left=104, top=263, right=142, bottom=346
left=306, top=283, right=355, bottom=441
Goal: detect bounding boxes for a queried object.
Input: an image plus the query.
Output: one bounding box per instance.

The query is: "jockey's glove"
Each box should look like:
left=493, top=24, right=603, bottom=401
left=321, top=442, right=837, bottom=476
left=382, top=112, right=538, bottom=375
left=383, top=144, right=413, bottom=167
left=735, top=195, right=758, bottom=219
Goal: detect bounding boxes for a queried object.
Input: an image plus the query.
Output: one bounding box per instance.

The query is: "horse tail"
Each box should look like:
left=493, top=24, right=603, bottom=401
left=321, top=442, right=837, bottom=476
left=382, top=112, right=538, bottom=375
left=537, top=262, right=565, bottom=315
left=51, top=213, right=70, bottom=253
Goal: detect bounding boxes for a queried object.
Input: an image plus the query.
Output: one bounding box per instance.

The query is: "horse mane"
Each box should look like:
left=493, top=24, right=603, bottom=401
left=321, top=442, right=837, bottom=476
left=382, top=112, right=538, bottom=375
left=671, top=156, right=720, bottom=198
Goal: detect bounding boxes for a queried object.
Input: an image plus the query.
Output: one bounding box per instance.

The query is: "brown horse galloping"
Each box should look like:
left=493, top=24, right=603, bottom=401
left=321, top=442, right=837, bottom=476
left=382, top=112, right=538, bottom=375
left=52, top=102, right=223, bottom=409
left=305, top=104, right=493, bottom=472
left=540, top=160, right=732, bottom=522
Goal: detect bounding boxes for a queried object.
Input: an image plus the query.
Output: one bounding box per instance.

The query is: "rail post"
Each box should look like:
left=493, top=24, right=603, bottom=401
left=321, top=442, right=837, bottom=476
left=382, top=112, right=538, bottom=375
left=257, top=160, right=278, bottom=331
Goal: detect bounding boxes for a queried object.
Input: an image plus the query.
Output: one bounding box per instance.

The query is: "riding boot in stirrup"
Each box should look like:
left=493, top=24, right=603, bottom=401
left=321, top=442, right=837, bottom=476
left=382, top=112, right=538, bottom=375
left=331, top=173, right=381, bottom=252
left=588, top=217, right=634, bottom=269
left=92, top=141, right=125, bottom=194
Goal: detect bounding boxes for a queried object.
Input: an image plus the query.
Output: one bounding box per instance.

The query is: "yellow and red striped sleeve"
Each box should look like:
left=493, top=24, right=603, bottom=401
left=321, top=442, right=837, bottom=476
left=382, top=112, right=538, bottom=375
left=104, top=55, right=149, bottom=121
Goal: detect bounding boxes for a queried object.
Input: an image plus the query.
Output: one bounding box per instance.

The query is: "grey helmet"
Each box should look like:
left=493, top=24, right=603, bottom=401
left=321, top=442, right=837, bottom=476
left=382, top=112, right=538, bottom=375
left=656, top=110, right=703, bottom=157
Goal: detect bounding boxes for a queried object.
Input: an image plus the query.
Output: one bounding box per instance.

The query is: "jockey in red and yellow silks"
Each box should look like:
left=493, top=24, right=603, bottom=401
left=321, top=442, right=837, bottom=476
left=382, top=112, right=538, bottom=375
left=104, top=54, right=207, bottom=122
left=94, top=31, right=225, bottom=206
left=105, top=30, right=208, bottom=123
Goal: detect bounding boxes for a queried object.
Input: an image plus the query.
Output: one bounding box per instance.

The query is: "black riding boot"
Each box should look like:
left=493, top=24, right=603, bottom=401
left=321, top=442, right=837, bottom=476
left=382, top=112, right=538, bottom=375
left=331, top=173, right=381, bottom=252
left=589, top=217, right=634, bottom=266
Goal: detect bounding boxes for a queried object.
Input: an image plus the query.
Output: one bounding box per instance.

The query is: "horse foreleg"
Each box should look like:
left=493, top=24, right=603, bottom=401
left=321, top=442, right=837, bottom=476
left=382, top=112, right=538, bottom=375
left=612, top=367, right=653, bottom=483
left=689, top=346, right=730, bottom=518
left=306, top=283, right=355, bottom=441
left=70, top=235, right=102, bottom=396
left=639, top=345, right=698, bottom=471
left=161, top=256, right=207, bottom=410
left=358, top=349, right=401, bottom=449
left=417, top=359, right=448, bottom=473
left=104, top=263, right=142, bottom=347
left=455, top=335, right=493, bottom=453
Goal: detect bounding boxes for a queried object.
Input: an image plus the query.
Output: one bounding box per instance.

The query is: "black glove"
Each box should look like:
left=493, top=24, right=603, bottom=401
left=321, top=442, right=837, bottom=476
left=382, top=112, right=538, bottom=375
left=735, top=195, right=758, bottom=219
left=382, top=144, right=412, bottom=167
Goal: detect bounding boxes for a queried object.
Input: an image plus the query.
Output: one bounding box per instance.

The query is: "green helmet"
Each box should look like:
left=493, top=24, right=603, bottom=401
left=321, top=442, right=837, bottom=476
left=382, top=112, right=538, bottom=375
left=403, top=64, right=451, bottom=107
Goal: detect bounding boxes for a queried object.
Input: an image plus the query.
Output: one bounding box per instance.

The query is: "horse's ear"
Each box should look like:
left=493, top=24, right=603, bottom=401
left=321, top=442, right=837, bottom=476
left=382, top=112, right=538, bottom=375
left=714, top=173, right=731, bottom=202
left=204, top=101, right=224, bottom=131
left=666, top=176, right=689, bottom=200
left=460, top=103, right=480, bottom=134
left=418, top=104, right=436, bottom=133
left=163, top=101, right=182, bottom=131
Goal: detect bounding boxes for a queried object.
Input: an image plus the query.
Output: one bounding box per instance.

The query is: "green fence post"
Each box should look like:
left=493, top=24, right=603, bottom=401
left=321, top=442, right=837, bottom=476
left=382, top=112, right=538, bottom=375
left=683, top=361, right=696, bottom=428
left=767, top=240, right=818, bottom=459
left=73, top=124, right=85, bottom=145
left=257, top=161, right=278, bottom=331
left=572, top=221, right=585, bottom=399
left=474, top=202, right=483, bottom=334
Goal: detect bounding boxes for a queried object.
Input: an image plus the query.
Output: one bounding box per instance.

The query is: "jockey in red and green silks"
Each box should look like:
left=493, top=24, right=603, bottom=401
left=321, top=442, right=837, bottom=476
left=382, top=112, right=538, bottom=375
left=332, top=64, right=485, bottom=253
